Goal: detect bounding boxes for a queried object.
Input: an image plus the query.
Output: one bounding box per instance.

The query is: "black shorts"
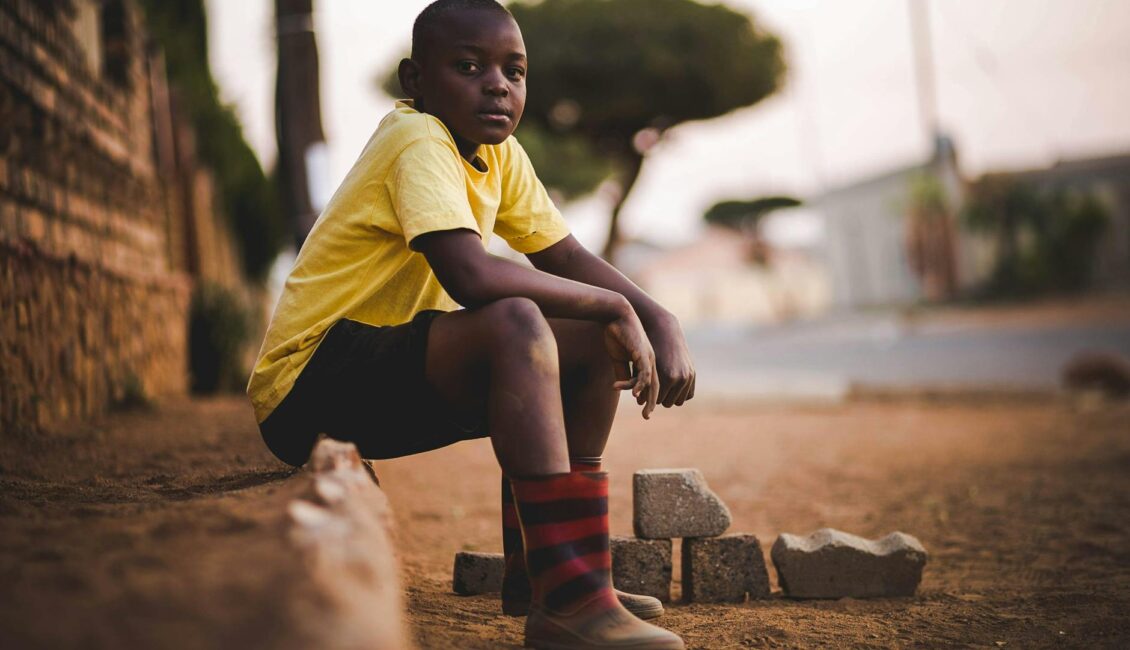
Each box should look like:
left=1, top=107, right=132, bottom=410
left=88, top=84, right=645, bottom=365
left=259, top=310, right=487, bottom=467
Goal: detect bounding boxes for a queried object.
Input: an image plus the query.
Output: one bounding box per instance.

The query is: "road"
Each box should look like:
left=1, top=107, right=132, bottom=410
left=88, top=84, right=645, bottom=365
left=686, top=305, right=1130, bottom=399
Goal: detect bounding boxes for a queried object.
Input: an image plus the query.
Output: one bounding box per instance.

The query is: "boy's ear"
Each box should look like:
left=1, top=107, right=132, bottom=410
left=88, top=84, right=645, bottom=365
left=397, top=58, right=422, bottom=98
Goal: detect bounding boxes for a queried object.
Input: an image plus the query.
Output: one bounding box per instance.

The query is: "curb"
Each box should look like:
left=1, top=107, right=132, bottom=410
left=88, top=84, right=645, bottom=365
left=281, top=438, right=411, bottom=650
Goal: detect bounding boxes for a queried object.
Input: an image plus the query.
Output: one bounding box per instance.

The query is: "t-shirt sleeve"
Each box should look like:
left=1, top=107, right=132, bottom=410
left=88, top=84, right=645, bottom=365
left=385, top=137, right=481, bottom=248
left=494, top=137, right=571, bottom=254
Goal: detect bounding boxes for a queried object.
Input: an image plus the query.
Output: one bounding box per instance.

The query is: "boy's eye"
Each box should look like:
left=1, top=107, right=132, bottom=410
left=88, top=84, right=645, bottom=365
left=507, top=67, right=526, bottom=80
left=456, top=61, right=480, bottom=74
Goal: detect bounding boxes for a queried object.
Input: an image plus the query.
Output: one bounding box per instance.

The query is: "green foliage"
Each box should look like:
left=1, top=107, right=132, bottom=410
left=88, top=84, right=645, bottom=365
left=138, top=0, right=285, bottom=282
left=704, top=196, right=801, bottom=231
left=510, top=0, right=785, bottom=143
left=963, top=177, right=1110, bottom=296
left=513, top=123, right=612, bottom=200
left=112, top=371, right=152, bottom=412
left=188, top=282, right=251, bottom=394
left=908, top=172, right=949, bottom=218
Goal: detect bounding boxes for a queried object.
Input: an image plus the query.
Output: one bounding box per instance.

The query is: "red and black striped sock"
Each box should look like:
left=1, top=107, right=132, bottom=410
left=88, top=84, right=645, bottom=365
left=501, top=475, right=525, bottom=594
left=510, top=471, right=617, bottom=614
left=502, top=456, right=604, bottom=601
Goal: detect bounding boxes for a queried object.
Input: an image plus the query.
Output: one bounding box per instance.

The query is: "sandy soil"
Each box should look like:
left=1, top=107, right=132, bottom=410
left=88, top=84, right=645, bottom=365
left=376, top=395, right=1130, bottom=649
left=2, top=393, right=1129, bottom=649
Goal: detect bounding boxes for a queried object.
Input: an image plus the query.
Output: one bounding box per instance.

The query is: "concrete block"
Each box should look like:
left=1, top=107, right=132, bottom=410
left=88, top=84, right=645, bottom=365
left=633, top=468, right=731, bottom=539
left=771, top=528, right=928, bottom=599
left=610, top=536, right=672, bottom=602
left=682, top=534, right=771, bottom=603
left=452, top=551, right=504, bottom=595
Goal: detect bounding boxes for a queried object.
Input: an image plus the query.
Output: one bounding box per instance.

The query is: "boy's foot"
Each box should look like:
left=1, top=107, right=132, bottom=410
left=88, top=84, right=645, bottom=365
left=525, top=597, right=683, bottom=650
left=510, top=472, right=684, bottom=650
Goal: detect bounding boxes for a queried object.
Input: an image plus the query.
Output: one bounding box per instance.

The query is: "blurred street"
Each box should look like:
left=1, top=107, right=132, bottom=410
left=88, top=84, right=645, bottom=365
left=689, top=297, right=1130, bottom=399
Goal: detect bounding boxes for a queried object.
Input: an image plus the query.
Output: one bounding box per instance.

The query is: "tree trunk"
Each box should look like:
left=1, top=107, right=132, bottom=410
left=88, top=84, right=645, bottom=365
left=275, top=0, right=326, bottom=250
left=601, top=150, right=645, bottom=264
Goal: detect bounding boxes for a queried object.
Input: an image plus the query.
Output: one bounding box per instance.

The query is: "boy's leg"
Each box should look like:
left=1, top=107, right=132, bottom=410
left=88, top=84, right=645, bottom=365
left=426, top=300, right=681, bottom=647
left=423, top=297, right=571, bottom=477
left=547, top=317, right=622, bottom=459
left=457, top=315, right=663, bottom=617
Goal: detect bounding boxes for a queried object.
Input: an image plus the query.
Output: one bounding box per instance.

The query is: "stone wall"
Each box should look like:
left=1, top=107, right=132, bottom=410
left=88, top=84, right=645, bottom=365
left=0, top=0, right=244, bottom=434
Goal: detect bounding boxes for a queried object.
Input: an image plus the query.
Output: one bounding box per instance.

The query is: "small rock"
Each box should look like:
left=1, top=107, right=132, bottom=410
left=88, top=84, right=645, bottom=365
left=633, top=469, right=731, bottom=539
left=682, top=534, right=771, bottom=603
left=452, top=551, right=504, bottom=595
left=1062, top=351, right=1130, bottom=399
left=771, top=528, right=928, bottom=599
left=610, top=536, right=672, bottom=602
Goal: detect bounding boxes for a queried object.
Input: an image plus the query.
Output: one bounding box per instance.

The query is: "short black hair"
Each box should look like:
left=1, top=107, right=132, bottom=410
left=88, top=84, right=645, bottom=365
left=411, top=0, right=512, bottom=60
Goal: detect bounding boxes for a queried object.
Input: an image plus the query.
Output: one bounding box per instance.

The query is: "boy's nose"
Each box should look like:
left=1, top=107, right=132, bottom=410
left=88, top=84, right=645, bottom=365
left=482, top=70, right=508, bottom=96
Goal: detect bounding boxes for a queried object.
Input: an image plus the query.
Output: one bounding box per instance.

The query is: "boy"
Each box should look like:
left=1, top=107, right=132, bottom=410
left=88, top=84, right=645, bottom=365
left=248, top=1, right=693, bottom=647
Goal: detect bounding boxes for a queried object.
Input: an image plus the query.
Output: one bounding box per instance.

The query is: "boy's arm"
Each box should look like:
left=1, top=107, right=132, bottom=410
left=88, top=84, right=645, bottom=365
left=413, top=228, right=661, bottom=418
left=527, top=235, right=695, bottom=409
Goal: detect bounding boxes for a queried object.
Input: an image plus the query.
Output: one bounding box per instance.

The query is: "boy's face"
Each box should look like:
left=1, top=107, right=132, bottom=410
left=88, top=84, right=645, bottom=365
left=406, top=10, right=527, bottom=161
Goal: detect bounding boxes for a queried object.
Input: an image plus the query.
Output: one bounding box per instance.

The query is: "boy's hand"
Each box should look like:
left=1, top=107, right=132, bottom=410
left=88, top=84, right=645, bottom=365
left=644, top=311, right=696, bottom=408
left=603, top=312, right=659, bottom=419
left=524, top=235, right=695, bottom=412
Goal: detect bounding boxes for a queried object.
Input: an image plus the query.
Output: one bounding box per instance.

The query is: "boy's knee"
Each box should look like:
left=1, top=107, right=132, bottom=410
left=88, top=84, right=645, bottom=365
left=483, top=297, right=552, bottom=343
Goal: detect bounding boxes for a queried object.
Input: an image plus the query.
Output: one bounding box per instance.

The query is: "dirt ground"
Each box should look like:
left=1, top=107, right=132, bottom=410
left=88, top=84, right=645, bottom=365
left=2, top=390, right=1128, bottom=649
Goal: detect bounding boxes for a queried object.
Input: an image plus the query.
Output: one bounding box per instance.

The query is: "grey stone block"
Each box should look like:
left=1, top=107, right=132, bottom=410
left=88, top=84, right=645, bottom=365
left=682, top=534, right=771, bottom=603
left=452, top=551, right=504, bottom=595
left=633, top=468, right=731, bottom=539
left=771, top=528, right=928, bottom=599
left=610, top=536, right=672, bottom=602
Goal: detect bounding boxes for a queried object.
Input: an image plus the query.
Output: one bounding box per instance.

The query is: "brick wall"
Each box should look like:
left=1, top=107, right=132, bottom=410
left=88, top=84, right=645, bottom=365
left=0, top=0, right=244, bottom=434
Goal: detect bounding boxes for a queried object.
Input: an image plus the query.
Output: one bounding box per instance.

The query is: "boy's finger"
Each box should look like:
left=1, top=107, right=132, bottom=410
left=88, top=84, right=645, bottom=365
left=656, top=379, right=674, bottom=409
left=673, top=376, right=693, bottom=406
left=613, top=378, right=636, bottom=391
left=643, top=358, right=659, bottom=419
left=635, top=366, right=649, bottom=406
left=648, top=371, right=659, bottom=417
left=613, top=360, right=632, bottom=383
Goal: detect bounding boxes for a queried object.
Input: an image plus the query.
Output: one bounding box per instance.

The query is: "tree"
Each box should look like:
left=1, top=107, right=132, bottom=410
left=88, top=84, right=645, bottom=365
left=275, top=0, right=327, bottom=249
left=702, top=195, right=800, bottom=266
left=139, top=0, right=285, bottom=282
left=703, top=196, right=801, bottom=233
left=512, top=0, right=785, bottom=262
left=904, top=173, right=957, bottom=301
left=963, top=176, right=1109, bottom=297
left=380, top=0, right=785, bottom=263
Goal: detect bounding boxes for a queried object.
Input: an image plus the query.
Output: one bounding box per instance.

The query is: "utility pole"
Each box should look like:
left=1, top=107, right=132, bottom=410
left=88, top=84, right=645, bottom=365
left=275, top=0, right=326, bottom=250
left=908, top=0, right=940, bottom=147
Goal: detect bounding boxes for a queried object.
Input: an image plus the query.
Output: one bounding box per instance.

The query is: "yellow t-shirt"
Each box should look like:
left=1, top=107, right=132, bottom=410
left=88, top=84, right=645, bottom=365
left=247, top=101, right=570, bottom=423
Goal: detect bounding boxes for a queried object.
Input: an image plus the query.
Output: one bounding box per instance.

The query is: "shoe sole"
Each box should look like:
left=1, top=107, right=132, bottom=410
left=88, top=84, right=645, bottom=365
left=526, top=640, right=684, bottom=650
left=506, top=600, right=665, bottom=620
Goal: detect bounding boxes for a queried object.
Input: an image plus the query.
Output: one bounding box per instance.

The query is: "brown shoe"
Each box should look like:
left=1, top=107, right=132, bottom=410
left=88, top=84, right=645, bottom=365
left=526, top=595, right=683, bottom=650
left=510, top=472, right=684, bottom=650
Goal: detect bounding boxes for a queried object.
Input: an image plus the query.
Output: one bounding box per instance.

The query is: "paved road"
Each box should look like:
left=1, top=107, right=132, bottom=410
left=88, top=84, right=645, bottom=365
left=686, top=311, right=1130, bottom=399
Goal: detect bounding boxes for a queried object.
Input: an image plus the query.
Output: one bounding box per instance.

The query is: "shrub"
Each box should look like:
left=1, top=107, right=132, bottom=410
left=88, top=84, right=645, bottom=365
left=188, top=282, right=250, bottom=393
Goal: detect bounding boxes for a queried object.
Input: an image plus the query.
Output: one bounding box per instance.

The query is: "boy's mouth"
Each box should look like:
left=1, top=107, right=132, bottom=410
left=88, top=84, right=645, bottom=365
left=477, top=108, right=512, bottom=125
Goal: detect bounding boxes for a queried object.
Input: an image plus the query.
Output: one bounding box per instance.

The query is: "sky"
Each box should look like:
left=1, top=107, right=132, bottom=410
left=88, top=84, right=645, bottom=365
left=206, top=0, right=1130, bottom=249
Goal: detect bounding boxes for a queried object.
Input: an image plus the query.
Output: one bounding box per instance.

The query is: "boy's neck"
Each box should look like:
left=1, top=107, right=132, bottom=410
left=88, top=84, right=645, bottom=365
left=409, top=99, right=481, bottom=165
